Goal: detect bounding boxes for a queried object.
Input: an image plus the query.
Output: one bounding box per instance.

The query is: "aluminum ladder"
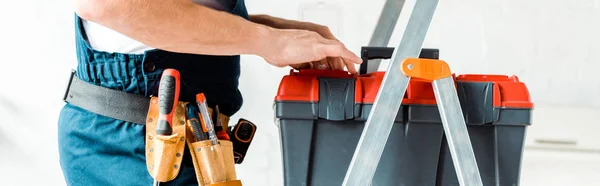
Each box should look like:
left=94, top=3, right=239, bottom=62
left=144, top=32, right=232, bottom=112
left=342, top=0, right=484, bottom=185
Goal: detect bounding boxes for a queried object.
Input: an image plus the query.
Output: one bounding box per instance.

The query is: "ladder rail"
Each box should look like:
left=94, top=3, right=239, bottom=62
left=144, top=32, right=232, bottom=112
left=433, top=77, right=484, bottom=186
left=341, top=0, right=440, bottom=185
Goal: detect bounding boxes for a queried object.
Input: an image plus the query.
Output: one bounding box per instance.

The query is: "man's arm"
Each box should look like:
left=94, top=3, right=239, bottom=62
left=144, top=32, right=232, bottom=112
left=249, top=14, right=328, bottom=34
left=73, top=0, right=361, bottom=67
left=74, top=0, right=270, bottom=56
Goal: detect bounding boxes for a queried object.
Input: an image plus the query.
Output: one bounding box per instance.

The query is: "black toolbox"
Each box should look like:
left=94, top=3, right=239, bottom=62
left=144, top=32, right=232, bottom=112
left=274, top=47, right=533, bottom=186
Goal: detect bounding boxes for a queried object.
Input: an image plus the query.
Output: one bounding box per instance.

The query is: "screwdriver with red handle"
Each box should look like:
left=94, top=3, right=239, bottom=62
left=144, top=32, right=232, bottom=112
left=156, top=69, right=181, bottom=136
left=154, top=69, right=180, bottom=186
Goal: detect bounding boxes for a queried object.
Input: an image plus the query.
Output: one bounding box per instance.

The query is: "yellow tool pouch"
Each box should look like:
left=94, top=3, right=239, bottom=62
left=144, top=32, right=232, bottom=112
left=186, top=109, right=241, bottom=186
left=145, top=97, right=188, bottom=182
left=145, top=98, right=242, bottom=185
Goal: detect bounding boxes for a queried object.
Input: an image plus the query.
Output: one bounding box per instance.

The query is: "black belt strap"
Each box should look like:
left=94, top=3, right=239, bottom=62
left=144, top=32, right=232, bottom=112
left=63, top=71, right=151, bottom=124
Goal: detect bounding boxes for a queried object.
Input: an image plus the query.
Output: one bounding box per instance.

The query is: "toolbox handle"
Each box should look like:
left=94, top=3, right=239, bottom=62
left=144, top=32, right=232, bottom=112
left=358, top=47, right=440, bottom=75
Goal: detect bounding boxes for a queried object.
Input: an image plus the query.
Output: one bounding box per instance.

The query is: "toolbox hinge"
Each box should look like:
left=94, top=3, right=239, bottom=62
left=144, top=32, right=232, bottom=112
left=317, top=77, right=355, bottom=121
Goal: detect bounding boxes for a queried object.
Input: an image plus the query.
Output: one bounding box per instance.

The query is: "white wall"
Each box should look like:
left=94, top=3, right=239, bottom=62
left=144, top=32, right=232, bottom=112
left=1, top=0, right=599, bottom=185
left=0, top=1, right=76, bottom=185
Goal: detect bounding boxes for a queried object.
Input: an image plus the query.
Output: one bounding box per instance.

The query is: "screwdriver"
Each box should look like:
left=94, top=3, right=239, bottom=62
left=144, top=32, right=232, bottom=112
left=196, top=93, right=218, bottom=145
left=156, top=69, right=180, bottom=136
left=154, top=69, right=181, bottom=186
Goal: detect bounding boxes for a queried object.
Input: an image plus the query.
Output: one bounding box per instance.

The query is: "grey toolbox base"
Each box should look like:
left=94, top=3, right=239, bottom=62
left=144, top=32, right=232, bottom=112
left=277, top=109, right=529, bottom=186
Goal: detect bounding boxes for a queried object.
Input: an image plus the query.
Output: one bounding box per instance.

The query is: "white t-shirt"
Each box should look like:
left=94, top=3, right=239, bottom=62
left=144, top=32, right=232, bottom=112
left=83, top=0, right=237, bottom=54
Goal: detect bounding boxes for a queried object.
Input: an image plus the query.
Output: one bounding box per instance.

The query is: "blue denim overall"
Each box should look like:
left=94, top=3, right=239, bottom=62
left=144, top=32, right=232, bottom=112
left=57, top=1, right=249, bottom=185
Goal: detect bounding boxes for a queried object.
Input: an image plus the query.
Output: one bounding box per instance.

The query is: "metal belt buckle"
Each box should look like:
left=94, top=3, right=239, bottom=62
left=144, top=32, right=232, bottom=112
left=63, top=70, right=77, bottom=102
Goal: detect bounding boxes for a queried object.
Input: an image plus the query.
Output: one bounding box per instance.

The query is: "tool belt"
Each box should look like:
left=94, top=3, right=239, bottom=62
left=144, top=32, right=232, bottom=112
left=63, top=70, right=256, bottom=186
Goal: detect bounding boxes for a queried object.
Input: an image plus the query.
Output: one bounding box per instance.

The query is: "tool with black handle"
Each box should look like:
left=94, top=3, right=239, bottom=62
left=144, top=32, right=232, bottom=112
left=154, top=69, right=181, bottom=186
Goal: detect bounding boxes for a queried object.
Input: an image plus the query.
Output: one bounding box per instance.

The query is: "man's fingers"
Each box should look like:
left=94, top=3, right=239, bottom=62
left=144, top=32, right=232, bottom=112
left=312, top=39, right=362, bottom=74
left=329, top=57, right=345, bottom=71
left=319, top=40, right=362, bottom=65
left=337, top=45, right=363, bottom=65
left=343, top=58, right=358, bottom=74
left=290, top=62, right=312, bottom=70
left=312, top=59, right=329, bottom=70
left=274, top=63, right=287, bottom=68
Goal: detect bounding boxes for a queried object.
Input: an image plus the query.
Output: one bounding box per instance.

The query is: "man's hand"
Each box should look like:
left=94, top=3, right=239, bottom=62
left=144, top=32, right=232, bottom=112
left=250, top=14, right=361, bottom=74
left=290, top=24, right=359, bottom=74
left=259, top=28, right=362, bottom=73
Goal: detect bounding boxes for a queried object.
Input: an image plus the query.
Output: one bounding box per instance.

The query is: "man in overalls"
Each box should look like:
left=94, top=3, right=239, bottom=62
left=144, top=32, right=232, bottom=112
left=58, top=0, right=362, bottom=185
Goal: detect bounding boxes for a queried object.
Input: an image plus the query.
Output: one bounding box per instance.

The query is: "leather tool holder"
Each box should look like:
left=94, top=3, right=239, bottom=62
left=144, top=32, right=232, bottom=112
left=145, top=97, right=188, bottom=182
left=187, top=140, right=241, bottom=186
left=185, top=112, right=241, bottom=186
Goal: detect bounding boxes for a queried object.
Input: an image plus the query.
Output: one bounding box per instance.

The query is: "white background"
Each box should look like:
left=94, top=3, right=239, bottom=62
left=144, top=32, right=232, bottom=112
left=1, top=0, right=599, bottom=185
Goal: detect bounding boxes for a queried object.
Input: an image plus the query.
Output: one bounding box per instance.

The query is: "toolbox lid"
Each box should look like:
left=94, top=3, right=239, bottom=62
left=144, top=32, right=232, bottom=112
left=354, top=73, right=533, bottom=109
left=274, top=70, right=534, bottom=121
